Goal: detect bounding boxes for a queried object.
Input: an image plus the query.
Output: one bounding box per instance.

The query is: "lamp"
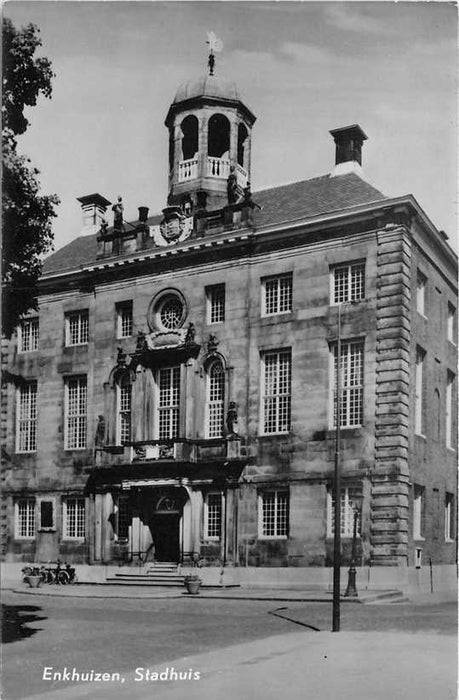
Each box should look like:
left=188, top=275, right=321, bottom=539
left=344, top=491, right=363, bottom=598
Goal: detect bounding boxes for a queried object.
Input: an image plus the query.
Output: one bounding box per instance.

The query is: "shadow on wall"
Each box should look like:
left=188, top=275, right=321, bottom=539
left=1, top=604, right=46, bottom=644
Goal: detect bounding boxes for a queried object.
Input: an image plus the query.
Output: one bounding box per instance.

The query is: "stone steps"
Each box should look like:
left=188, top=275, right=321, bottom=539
left=106, top=562, right=185, bottom=587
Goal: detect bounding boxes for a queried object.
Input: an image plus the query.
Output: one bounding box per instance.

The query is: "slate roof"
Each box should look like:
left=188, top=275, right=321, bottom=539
left=42, top=172, right=386, bottom=276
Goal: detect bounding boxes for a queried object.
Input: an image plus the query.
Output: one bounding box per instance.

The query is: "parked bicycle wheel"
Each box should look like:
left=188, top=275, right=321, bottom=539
left=57, top=569, right=70, bottom=585
left=45, top=569, right=55, bottom=584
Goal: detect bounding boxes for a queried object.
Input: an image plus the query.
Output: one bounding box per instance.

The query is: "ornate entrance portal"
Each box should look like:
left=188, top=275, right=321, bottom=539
left=149, top=495, right=182, bottom=562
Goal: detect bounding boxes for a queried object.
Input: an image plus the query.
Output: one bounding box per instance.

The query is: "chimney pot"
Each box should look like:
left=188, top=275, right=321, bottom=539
left=138, top=206, right=149, bottom=222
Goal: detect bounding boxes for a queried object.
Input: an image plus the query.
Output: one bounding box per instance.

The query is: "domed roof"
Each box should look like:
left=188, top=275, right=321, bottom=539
left=173, top=74, right=241, bottom=104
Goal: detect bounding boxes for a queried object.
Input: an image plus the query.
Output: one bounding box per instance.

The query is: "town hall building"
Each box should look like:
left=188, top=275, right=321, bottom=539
left=2, top=52, right=457, bottom=590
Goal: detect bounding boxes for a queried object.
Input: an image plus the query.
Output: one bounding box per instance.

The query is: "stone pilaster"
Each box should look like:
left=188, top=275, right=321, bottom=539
left=371, top=228, right=411, bottom=566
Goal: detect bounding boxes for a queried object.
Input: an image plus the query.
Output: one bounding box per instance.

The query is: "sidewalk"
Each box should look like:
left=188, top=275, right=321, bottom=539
left=3, top=580, right=455, bottom=604
left=18, top=628, right=457, bottom=700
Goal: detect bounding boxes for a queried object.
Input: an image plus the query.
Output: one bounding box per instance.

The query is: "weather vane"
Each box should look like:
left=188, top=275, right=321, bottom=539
left=206, top=31, right=223, bottom=75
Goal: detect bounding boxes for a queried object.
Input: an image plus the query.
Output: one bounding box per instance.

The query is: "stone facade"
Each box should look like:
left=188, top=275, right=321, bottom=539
left=1, top=68, right=457, bottom=579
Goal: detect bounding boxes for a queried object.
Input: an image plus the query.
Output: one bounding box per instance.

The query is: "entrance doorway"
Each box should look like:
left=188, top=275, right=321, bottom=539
left=149, top=494, right=183, bottom=563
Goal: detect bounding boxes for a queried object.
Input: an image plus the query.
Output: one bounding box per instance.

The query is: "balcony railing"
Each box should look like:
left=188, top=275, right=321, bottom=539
left=206, top=158, right=248, bottom=188
left=178, top=157, right=199, bottom=182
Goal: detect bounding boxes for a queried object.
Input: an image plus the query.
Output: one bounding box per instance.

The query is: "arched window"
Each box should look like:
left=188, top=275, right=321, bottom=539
left=237, top=123, right=248, bottom=168
left=208, top=114, right=230, bottom=159
left=206, top=360, right=225, bottom=438
left=181, top=115, right=199, bottom=161
left=116, top=372, right=131, bottom=445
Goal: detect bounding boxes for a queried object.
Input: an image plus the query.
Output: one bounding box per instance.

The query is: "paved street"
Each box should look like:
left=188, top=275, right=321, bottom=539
left=2, top=590, right=457, bottom=700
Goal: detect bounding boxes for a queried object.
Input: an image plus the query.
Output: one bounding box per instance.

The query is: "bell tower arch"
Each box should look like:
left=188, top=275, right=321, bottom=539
left=165, top=57, right=256, bottom=212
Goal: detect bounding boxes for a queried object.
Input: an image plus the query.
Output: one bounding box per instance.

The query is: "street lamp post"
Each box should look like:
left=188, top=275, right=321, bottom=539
left=344, top=494, right=363, bottom=598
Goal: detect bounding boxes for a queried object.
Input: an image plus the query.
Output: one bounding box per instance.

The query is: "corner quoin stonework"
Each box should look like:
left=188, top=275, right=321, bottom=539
left=371, top=225, right=412, bottom=566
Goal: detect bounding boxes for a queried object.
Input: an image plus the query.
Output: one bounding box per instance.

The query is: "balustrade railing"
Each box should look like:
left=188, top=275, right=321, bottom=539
left=178, top=157, right=199, bottom=182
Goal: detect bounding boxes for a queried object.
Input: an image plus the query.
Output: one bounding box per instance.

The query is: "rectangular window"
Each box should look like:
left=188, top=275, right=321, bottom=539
left=117, top=381, right=131, bottom=445
left=65, top=376, right=87, bottom=449
left=116, top=302, right=133, bottom=339
left=205, top=492, right=223, bottom=539
left=413, top=485, right=425, bottom=539
left=416, top=271, right=426, bottom=316
left=330, top=340, right=364, bottom=428
left=262, top=274, right=292, bottom=316
left=39, top=500, right=55, bottom=530
left=206, top=285, right=225, bottom=324
left=415, top=347, right=425, bottom=435
left=18, top=318, right=39, bottom=352
left=15, top=499, right=35, bottom=539
left=261, top=349, right=291, bottom=434
left=116, top=495, right=131, bottom=541
left=447, top=303, right=456, bottom=343
left=259, top=491, right=289, bottom=538
left=63, top=497, right=85, bottom=539
left=327, top=486, right=362, bottom=537
left=65, top=311, right=89, bottom=346
left=446, top=371, right=454, bottom=448
left=445, top=493, right=454, bottom=541
left=16, top=381, right=37, bottom=452
left=331, top=262, right=365, bottom=304
left=158, top=366, right=180, bottom=440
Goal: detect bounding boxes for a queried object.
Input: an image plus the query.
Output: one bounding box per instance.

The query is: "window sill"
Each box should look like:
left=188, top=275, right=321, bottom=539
left=15, top=450, right=37, bottom=455
left=445, top=538, right=454, bottom=543
left=415, top=433, right=426, bottom=441
left=62, top=538, right=86, bottom=542
left=258, top=432, right=291, bottom=439
left=258, top=536, right=288, bottom=541
left=14, top=536, right=35, bottom=541
left=413, top=536, right=425, bottom=542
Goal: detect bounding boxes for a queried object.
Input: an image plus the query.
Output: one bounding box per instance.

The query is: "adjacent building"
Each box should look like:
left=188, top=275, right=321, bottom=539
left=2, top=60, right=457, bottom=587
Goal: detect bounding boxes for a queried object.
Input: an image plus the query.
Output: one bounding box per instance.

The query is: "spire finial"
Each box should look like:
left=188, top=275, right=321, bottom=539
left=206, top=32, right=223, bottom=76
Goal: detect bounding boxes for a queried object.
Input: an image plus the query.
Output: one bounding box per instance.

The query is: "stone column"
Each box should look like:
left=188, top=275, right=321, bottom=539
left=190, top=490, right=203, bottom=557
left=371, top=226, right=411, bottom=566
left=94, top=494, right=103, bottom=561
left=102, top=492, right=114, bottom=563
left=224, top=488, right=237, bottom=564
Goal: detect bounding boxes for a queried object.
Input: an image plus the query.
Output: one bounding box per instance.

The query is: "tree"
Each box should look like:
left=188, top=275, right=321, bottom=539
left=2, top=18, right=59, bottom=338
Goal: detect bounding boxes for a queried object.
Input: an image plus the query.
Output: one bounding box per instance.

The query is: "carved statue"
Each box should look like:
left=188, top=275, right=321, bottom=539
left=207, top=334, right=219, bottom=353
left=136, top=331, right=147, bottom=352
left=185, top=323, right=196, bottom=344
left=243, top=181, right=262, bottom=211
left=226, top=401, right=239, bottom=435
left=95, top=415, right=105, bottom=447
left=227, top=166, right=238, bottom=205
left=99, top=217, right=108, bottom=235
left=112, top=196, right=124, bottom=230
left=116, top=347, right=127, bottom=366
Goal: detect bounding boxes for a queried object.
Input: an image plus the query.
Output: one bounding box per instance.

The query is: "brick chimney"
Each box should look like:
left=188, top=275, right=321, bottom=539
left=77, top=193, right=111, bottom=235
left=329, top=124, right=367, bottom=178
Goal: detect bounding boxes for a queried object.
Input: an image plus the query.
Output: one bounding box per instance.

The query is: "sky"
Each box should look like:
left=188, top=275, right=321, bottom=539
left=4, top=1, right=458, bottom=253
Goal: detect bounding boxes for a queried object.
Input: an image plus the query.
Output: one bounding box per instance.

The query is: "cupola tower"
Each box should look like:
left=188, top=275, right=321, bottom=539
left=165, top=44, right=256, bottom=212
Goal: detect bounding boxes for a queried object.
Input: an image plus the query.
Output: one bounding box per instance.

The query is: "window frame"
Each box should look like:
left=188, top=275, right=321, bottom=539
left=445, top=493, right=454, bottom=542
left=414, top=346, right=426, bottom=436
left=18, top=318, right=39, bottom=353
left=329, top=339, right=364, bottom=429
left=206, top=284, right=225, bottom=325
left=205, top=359, right=225, bottom=439
left=116, top=301, right=133, bottom=339
left=416, top=271, right=427, bottom=317
left=14, top=498, right=36, bottom=540
left=156, top=365, right=181, bottom=440
left=64, top=376, right=88, bottom=450
left=261, top=273, right=293, bottom=317
left=62, top=497, right=86, bottom=540
left=447, top=302, right=456, bottom=344
left=65, top=310, right=89, bottom=347
left=116, top=374, right=132, bottom=446
left=16, top=380, right=38, bottom=453
left=330, top=261, right=366, bottom=305
left=445, top=371, right=455, bottom=449
left=413, top=485, right=425, bottom=540
left=258, top=490, right=289, bottom=540
left=260, top=348, right=292, bottom=435
left=204, top=492, right=224, bottom=540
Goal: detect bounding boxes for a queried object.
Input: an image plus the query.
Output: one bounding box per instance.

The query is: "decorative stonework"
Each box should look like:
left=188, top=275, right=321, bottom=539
left=371, top=228, right=411, bottom=566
